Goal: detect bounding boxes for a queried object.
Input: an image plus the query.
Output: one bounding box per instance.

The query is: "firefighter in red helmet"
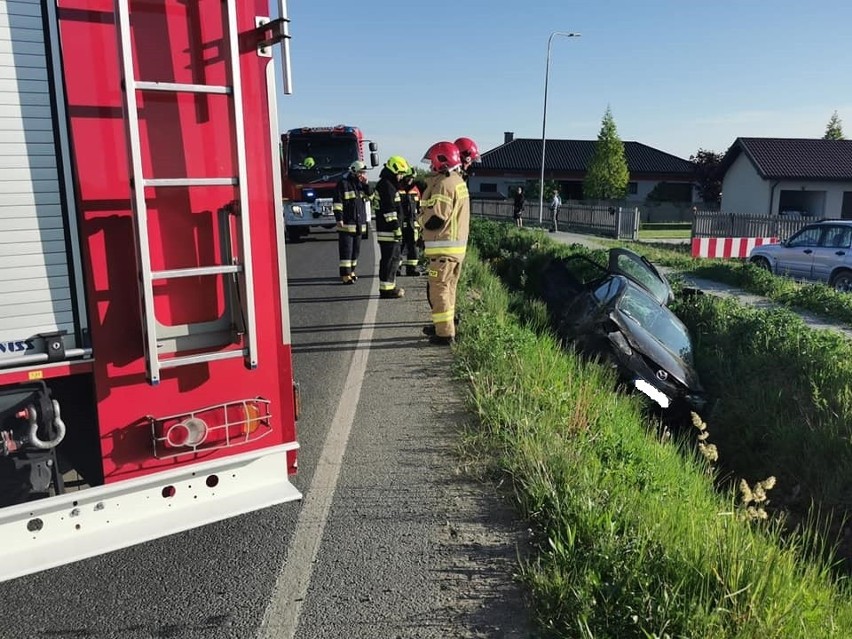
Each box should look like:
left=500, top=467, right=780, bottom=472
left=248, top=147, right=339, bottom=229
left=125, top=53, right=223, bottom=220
left=418, top=141, right=469, bottom=345
left=453, top=136, right=480, bottom=182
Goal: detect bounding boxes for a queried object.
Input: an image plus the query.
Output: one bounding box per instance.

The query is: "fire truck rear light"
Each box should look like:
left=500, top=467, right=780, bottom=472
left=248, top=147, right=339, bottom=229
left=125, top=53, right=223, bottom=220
left=242, top=403, right=261, bottom=435
left=150, top=399, right=273, bottom=460
left=165, top=418, right=208, bottom=448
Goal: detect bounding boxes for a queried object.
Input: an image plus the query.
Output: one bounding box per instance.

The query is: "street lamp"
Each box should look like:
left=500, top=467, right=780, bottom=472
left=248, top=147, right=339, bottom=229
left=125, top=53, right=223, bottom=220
left=539, top=31, right=580, bottom=225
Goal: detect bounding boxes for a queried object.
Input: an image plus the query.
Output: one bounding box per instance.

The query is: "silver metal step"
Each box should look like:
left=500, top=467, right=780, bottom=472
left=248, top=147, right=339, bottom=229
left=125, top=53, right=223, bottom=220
left=151, top=265, right=242, bottom=281
left=134, top=81, right=232, bottom=95
left=143, top=178, right=238, bottom=188
left=158, top=349, right=246, bottom=370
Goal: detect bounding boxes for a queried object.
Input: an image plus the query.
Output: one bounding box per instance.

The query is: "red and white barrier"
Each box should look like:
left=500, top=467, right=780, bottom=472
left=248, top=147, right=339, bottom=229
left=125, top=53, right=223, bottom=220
left=691, top=236, right=778, bottom=259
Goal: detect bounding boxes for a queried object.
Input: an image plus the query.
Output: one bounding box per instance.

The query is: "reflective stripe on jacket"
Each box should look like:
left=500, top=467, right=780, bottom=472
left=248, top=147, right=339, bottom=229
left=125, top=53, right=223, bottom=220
left=333, top=172, right=370, bottom=233
left=375, top=167, right=403, bottom=241
left=418, top=171, right=470, bottom=258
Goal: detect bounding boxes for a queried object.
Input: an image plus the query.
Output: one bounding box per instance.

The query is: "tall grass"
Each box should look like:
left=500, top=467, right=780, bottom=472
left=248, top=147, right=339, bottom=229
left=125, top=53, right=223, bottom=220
left=455, top=222, right=852, bottom=637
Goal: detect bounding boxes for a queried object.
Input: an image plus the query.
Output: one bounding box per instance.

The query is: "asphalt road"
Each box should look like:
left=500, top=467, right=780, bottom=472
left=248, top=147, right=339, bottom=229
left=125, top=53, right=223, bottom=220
left=0, top=228, right=529, bottom=638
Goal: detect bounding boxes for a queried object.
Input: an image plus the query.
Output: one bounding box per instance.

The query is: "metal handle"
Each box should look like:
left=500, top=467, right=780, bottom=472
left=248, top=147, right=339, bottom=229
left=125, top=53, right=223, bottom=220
left=277, top=0, right=293, bottom=94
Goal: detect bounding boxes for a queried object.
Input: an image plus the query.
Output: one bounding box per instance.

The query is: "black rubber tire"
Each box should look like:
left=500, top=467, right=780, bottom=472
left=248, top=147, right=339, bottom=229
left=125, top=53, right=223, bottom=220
left=750, top=256, right=771, bottom=272
left=830, top=269, right=852, bottom=292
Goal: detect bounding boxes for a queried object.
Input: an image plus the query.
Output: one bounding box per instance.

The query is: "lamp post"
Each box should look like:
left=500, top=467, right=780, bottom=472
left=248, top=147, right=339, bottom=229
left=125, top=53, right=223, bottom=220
left=539, top=31, right=580, bottom=225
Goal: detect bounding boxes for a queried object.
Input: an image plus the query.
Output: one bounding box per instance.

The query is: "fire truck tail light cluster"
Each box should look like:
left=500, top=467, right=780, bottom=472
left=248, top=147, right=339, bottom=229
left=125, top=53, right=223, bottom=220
left=164, top=417, right=208, bottom=448
left=150, top=399, right=272, bottom=459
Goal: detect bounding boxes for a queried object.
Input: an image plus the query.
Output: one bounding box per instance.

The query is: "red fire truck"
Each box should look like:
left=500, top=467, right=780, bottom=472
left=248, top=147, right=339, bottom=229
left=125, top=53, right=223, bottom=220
left=281, top=125, right=378, bottom=241
left=0, top=0, right=300, bottom=581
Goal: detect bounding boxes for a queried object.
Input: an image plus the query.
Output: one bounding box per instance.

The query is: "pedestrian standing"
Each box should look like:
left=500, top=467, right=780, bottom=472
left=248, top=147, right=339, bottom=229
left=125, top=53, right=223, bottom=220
left=419, top=141, right=470, bottom=346
left=398, top=168, right=422, bottom=276
left=549, top=190, right=562, bottom=233
left=332, top=160, right=371, bottom=284
left=512, top=186, right=525, bottom=228
left=375, top=155, right=410, bottom=298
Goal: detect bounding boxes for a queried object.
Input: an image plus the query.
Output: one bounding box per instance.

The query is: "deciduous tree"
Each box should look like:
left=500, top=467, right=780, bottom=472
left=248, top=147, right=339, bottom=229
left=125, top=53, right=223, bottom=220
left=690, top=149, right=723, bottom=204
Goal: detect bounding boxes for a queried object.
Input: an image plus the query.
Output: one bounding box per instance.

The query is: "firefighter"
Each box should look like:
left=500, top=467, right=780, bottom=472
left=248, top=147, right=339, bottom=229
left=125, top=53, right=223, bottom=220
left=374, top=155, right=410, bottom=298
left=398, top=167, right=422, bottom=276
left=454, top=136, right=481, bottom=182
left=333, top=160, right=371, bottom=284
left=418, top=141, right=470, bottom=345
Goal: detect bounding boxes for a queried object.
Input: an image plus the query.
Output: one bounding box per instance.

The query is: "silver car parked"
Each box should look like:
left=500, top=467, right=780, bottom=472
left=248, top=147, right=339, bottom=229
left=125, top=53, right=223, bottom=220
left=748, top=220, right=852, bottom=291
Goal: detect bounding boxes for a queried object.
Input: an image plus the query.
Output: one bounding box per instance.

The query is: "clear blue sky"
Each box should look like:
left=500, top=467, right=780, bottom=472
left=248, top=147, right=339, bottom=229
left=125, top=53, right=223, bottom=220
left=274, top=1, right=852, bottom=175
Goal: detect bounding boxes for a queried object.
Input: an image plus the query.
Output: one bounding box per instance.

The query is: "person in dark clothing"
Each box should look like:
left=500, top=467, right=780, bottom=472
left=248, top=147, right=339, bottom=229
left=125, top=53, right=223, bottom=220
left=398, top=168, right=422, bottom=276
left=374, top=155, right=410, bottom=298
left=332, top=160, right=371, bottom=284
left=512, top=186, right=525, bottom=228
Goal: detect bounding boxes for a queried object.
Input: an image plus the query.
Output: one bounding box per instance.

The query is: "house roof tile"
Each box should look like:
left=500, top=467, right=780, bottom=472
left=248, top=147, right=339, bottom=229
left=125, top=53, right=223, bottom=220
left=479, top=138, right=695, bottom=175
left=721, top=137, right=852, bottom=180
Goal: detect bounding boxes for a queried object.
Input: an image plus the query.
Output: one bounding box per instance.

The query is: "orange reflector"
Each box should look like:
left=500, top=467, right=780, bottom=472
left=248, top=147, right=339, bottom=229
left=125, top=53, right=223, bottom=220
left=242, top=402, right=262, bottom=435
left=293, top=382, right=301, bottom=422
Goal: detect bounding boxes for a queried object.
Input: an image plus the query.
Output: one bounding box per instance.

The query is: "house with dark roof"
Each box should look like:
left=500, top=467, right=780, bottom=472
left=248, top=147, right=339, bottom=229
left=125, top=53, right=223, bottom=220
left=469, top=132, right=697, bottom=203
left=719, top=138, right=852, bottom=218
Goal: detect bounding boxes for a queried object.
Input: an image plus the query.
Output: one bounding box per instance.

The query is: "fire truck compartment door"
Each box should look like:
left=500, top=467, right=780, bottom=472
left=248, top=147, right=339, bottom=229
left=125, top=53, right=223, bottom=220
left=0, top=0, right=87, bottom=371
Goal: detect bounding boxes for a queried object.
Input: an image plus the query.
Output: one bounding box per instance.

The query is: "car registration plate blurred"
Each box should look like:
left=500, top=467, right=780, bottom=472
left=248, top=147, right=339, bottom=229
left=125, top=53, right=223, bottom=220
left=634, top=379, right=670, bottom=408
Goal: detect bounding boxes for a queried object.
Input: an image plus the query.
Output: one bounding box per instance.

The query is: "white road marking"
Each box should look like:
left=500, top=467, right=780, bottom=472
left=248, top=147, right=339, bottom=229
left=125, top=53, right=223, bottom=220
left=258, top=248, right=380, bottom=639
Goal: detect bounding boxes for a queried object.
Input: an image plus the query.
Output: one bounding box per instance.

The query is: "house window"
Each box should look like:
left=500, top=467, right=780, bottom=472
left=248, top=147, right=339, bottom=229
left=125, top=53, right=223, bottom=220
left=480, top=183, right=497, bottom=192
left=627, top=182, right=638, bottom=195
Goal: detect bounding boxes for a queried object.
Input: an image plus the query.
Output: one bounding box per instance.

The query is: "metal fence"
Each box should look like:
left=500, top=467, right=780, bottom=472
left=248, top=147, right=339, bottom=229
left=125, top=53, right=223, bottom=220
left=692, top=210, right=825, bottom=240
left=470, top=199, right=640, bottom=240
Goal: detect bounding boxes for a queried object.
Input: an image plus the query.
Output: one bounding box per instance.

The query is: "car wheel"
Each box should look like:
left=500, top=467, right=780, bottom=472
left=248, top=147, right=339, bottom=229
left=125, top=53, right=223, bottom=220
left=750, top=256, right=771, bottom=272
left=830, top=269, right=852, bottom=292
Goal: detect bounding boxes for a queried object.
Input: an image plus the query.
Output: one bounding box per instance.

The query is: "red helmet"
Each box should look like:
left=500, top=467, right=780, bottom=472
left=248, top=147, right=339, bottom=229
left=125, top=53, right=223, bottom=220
left=423, top=141, right=461, bottom=173
left=454, top=137, right=480, bottom=163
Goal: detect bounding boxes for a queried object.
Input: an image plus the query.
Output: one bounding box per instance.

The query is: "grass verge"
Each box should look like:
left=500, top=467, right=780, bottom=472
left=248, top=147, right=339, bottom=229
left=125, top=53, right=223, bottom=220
left=454, top=221, right=852, bottom=637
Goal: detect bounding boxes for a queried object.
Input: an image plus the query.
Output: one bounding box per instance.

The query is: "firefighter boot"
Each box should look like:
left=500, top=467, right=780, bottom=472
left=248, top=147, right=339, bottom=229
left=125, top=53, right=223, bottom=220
left=428, top=334, right=455, bottom=346
left=422, top=315, right=460, bottom=336
left=379, top=287, right=405, bottom=299
left=341, top=275, right=355, bottom=285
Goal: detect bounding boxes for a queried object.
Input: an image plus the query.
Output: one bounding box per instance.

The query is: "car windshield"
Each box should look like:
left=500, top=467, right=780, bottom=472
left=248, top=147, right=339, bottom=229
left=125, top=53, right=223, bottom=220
left=288, top=136, right=359, bottom=173
left=616, top=285, right=693, bottom=361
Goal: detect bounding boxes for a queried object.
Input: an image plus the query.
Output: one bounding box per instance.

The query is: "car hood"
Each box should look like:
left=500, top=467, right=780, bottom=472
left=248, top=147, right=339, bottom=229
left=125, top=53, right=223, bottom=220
left=611, top=311, right=703, bottom=392
left=750, top=242, right=783, bottom=256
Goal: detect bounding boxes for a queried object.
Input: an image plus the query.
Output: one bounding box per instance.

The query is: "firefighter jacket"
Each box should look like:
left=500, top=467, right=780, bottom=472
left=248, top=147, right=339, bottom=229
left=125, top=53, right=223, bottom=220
left=399, top=183, right=421, bottom=228
left=374, top=167, right=403, bottom=242
left=418, top=170, right=470, bottom=259
left=333, top=172, right=371, bottom=233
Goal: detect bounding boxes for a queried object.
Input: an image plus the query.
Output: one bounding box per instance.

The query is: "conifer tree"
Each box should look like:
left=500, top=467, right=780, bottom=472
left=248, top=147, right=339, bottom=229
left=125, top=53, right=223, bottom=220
left=584, top=106, right=630, bottom=200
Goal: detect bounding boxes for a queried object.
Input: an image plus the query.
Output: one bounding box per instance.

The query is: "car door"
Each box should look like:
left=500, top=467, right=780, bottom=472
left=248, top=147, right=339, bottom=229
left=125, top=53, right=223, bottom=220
left=776, top=226, right=822, bottom=280
left=607, top=248, right=674, bottom=305
left=811, top=225, right=852, bottom=283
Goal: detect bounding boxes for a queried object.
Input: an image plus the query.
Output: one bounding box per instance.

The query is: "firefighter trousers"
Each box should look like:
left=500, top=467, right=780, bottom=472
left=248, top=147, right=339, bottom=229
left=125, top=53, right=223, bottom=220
left=400, top=224, right=419, bottom=271
left=338, top=230, right=362, bottom=277
left=427, top=256, right=463, bottom=338
left=378, top=240, right=402, bottom=291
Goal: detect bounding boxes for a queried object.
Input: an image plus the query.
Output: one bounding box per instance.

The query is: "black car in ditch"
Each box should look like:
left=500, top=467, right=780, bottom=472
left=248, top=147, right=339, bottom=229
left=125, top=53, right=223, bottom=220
left=539, top=248, right=705, bottom=414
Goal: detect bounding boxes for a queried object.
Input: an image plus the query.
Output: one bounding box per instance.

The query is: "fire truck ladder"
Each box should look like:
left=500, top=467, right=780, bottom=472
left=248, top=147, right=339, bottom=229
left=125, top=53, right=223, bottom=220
left=114, top=0, right=257, bottom=385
